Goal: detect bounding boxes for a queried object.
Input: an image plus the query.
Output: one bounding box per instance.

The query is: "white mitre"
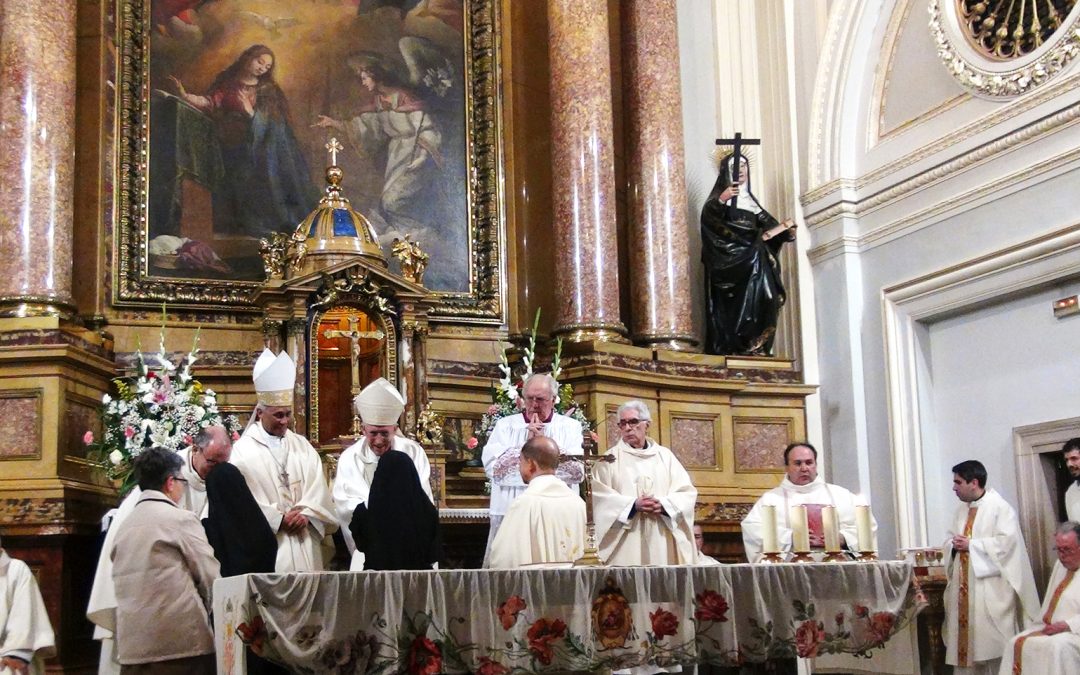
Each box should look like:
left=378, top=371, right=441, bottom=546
left=354, top=377, right=405, bottom=426
left=254, top=350, right=296, bottom=407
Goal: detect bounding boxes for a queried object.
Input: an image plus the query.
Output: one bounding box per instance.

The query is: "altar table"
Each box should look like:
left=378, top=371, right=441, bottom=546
left=213, top=561, right=921, bottom=674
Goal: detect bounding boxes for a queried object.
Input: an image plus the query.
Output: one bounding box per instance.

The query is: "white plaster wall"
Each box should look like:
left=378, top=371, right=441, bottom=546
left=923, top=282, right=1080, bottom=545
left=800, top=0, right=1080, bottom=554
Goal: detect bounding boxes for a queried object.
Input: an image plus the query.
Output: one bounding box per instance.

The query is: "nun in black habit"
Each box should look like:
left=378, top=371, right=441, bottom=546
left=700, top=152, right=796, bottom=356
left=202, top=462, right=277, bottom=577
left=350, top=450, right=440, bottom=570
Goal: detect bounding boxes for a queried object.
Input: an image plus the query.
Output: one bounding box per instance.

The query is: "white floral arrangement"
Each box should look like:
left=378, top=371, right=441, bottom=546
left=466, top=310, right=592, bottom=459
left=84, top=317, right=242, bottom=494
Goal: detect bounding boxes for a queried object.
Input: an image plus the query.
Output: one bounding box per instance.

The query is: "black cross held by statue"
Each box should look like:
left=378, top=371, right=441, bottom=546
left=715, top=132, right=761, bottom=211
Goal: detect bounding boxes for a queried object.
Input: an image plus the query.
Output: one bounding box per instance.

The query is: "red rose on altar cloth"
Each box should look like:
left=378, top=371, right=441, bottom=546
left=650, top=608, right=679, bottom=639
left=406, top=635, right=442, bottom=675
left=236, top=616, right=269, bottom=655
left=497, top=594, right=527, bottom=630
left=868, top=611, right=896, bottom=646
left=527, top=617, right=567, bottom=665
left=694, top=590, right=729, bottom=623
left=795, top=619, right=826, bottom=658
left=476, top=656, right=511, bottom=675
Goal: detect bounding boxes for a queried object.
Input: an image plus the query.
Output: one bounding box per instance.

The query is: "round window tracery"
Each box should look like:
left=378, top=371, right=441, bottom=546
left=957, top=0, right=1077, bottom=60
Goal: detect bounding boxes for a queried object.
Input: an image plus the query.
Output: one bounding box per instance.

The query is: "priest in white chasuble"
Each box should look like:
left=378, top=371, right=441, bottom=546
left=482, top=373, right=584, bottom=558
left=1, top=536, right=55, bottom=675
left=332, top=377, right=433, bottom=570
left=232, top=349, right=338, bottom=572
left=740, top=442, right=875, bottom=563
left=486, top=436, right=586, bottom=568
left=1000, top=521, right=1080, bottom=675
left=592, top=400, right=697, bottom=566
left=943, top=460, right=1039, bottom=675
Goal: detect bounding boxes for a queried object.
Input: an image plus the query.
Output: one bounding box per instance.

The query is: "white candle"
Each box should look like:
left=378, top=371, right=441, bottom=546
left=761, top=505, right=779, bottom=553
left=856, top=505, right=874, bottom=552
left=822, top=505, right=840, bottom=552
left=789, top=505, right=810, bottom=552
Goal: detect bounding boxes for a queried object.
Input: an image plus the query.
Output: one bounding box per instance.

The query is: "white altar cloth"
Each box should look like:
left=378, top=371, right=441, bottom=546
left=213, top=562, right=921, bottom=674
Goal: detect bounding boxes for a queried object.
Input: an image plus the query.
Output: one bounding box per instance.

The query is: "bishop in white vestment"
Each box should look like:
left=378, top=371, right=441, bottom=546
left=482, top=374, right=583, bottom=557
left=741, top=443, right=876, bottom=563
left=86, top=426, right=231, bottom=675
left=333, top=378, right=433, bottom=570
left=1, top=537, right=55, bottom=675
left=232, top=350, right=338, bottom=573
left=593, top=400, right=697, bottom=566
left=486, top=436, right=586, bottom=568
left=998, top=522, right=1080, bottom=675
left=943, top=461, right=1039, bottom=675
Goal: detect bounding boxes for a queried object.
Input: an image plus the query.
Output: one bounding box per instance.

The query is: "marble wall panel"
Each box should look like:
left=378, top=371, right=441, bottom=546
left=670, top=417, right=716, bottom=468
left=734, top=420, right=790, bottom=472
left=0, top=392, right=42, bottom=458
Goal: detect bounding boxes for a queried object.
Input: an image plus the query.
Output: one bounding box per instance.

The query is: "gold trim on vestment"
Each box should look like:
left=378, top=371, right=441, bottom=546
left=257, top=389, right=293, bottom=407
left=957, top=507, right=978, bottom=667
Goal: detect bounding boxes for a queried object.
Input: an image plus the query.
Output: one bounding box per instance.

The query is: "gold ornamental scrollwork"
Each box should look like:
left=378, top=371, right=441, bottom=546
left=312, top=269, right=396, bottom=317
left=416, top=405, right=445, bottom=447
left=956, top=0, right=1077, bottom=60
left=258, top=232, right=307, bottom=281
left=391, top=235, right=430, bottom=285
left=930, top=0, right=1080, bottom=98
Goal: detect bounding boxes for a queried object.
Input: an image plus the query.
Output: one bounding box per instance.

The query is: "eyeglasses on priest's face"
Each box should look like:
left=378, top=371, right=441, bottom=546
left=172, top=475, right=189, bottom=484
left=617, top=418, right=645, bottom=428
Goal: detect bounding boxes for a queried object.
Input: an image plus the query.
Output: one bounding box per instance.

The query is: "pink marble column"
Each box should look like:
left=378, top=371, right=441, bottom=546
left=0, top=0, right=77, bottom=318
left=623, top=0, right=696, bottom=351
left=547, top=0, right=628, bottom=343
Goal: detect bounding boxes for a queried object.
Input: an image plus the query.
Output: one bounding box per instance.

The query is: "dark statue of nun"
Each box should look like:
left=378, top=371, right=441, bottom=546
left=700, top=153, right=796, bottom=356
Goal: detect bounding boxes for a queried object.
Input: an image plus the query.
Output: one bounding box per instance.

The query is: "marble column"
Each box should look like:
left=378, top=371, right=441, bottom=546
left=0, top=0, right=77, bottom=318
left=622, top=0, right=696, bottom=351
left=547, top=0, right=628, bottom=343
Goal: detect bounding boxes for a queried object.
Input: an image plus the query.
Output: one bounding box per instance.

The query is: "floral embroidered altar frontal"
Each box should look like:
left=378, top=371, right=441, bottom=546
left=213, top=562, right=920, bottom=673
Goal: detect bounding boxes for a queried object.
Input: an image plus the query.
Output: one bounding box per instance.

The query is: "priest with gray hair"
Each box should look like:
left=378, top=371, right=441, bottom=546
left=333, top=377, right=433, bottom=570
left=592, top=399, right=698, bottom=567
left=482, top=372, right=584, bottom=562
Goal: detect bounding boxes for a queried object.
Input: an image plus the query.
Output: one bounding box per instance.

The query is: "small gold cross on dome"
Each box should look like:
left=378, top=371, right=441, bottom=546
left=325, top=137, right=344, bottom=166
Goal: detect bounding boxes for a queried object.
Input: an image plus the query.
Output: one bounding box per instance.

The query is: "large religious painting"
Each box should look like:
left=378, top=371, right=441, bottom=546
left=114, top=0, right=503, bottom=321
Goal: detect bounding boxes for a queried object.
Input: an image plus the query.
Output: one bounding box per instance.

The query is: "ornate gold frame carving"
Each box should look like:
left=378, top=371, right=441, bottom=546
left=112, top=0, right=505, bottom=324
left=930, top=0, right=1080, bottom=98
left=308, top=304, right=398, bottom=444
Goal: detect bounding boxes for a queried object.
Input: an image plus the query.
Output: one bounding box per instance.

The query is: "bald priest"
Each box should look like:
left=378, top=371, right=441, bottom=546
left=486, top=436, right=587, bottom=568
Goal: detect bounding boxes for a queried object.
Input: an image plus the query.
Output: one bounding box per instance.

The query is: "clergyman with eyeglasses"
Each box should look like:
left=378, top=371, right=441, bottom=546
left=481, top=373, right=584, bottom=563
left=999, top=521, right=1080, bottom=674
left=591, top=400, right=699, bottom=566
left=110, top=447, right=220, bottom=674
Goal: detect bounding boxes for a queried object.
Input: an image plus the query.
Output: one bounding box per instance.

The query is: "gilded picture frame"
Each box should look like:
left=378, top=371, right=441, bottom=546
left=112, top=0, right=504, bottom=323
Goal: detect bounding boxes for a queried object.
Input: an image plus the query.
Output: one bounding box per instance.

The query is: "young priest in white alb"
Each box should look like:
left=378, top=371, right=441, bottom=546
left=1, top=536, right=55, bottom=675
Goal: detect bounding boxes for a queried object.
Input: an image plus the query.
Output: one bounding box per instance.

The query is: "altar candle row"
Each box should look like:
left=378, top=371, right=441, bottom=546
left=758, top=504, right=876, bottom=554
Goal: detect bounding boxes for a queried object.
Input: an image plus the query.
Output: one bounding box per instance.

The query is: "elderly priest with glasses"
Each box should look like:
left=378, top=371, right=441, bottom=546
left=592, top=400, right=698, bottom=566
left=232, top=349, right=338, bottom=572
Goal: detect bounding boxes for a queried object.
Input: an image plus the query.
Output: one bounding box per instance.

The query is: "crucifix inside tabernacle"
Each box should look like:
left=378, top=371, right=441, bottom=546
left=322, top=314, right=386, bottom=435
left=715, top=132, right=761, bottom=211
left=563, top=432, right=615, bottom=567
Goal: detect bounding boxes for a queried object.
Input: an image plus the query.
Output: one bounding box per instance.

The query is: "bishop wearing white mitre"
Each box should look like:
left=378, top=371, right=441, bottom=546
left=232, top=349, right=338, bottom=572
left=333, top=377, right=434, bottom=570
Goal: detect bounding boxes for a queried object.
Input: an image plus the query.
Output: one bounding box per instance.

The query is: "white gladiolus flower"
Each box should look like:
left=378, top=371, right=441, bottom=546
left=109, top=450, right=124, bottom=465
left=102, top=393, right=112, bottom=405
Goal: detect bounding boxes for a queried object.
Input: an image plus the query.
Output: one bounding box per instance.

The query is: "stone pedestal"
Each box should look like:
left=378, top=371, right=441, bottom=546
left=622, top=0, right=696, bottom=351
left=0, top=318, right=118, bottom=673
left=547, top=0, right=628, bottom=344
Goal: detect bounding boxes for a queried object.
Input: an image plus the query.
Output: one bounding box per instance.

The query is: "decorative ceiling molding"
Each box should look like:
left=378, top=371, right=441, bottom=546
left=929, top=0, right=1080, bottom=99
